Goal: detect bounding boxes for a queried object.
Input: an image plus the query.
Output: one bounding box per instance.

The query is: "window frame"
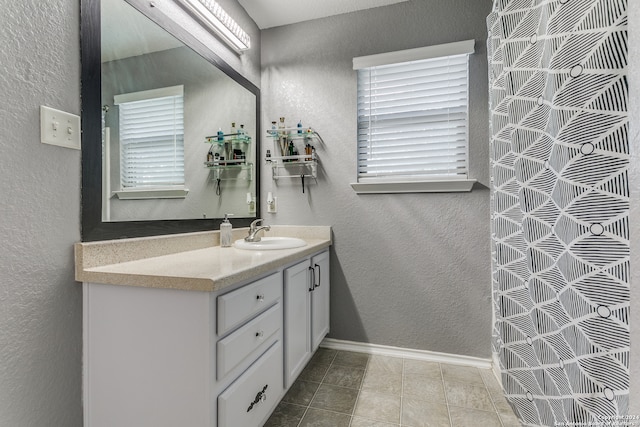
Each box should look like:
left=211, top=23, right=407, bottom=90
left=351, top=40, right=476, bottom=194
left=113, top=85, right=188, bottom=200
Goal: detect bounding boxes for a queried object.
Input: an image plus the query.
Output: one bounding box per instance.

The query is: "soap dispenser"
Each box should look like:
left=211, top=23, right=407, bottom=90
left=220, top=214, right=233, bottom=247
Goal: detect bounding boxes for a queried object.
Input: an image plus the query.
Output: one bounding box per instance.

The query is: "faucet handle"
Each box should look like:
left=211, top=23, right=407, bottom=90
left=250, top=218, right=264, bottom=230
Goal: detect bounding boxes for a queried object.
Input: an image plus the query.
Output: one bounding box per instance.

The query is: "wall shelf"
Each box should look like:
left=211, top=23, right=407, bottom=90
left=267, top=157, right=317, bottom=181
left=265, top=126, right=321, bottom=182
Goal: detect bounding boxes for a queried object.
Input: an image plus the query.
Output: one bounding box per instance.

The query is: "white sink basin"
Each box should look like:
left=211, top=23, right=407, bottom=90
left=234, top=237, right=307, bottom=251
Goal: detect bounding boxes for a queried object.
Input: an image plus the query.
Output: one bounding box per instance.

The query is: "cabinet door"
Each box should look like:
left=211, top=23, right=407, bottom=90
left=311, top=250, right=330, bottom=351
left=283, top=260, right=312, bottom=388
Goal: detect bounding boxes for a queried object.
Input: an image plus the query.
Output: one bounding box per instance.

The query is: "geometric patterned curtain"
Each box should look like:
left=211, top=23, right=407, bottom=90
left=487, top=1, right=629, bottom=425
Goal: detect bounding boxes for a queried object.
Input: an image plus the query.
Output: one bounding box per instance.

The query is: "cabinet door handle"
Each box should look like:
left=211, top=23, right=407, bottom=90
left=308, top=266, right=316, bottom=292
left=255, top=330, right=264, bottom=339
left=314, top=263, right=321, bottom=289
left=247, top=384, right=269, bottom=412
left=256, top=294, right=265, bottom=302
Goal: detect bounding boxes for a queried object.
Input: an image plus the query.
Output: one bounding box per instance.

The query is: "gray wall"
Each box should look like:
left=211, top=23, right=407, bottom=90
left=629, top=0, right=639, bottom=417
left=261, top=0, right=493, bottom=358
left=0, top=1, right=83, bottom=425
left=0, top=0, right=260, bottom=425
left=2, top=0, right=636, bottom=424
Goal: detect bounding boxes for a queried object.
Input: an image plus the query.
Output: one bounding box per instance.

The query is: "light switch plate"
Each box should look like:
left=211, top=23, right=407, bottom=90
left=40, top=106, right=81, bottom=150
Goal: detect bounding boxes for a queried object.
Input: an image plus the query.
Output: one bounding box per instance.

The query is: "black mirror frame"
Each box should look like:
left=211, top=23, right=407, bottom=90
left=80, top=0, right=261, bottom=241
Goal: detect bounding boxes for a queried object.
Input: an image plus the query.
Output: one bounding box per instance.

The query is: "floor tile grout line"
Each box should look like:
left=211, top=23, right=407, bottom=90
left=296, top=349, right=339, bottom=427
left=480, top=368, right=508, bottom=427
left=348, top=352, right=369, bottom=427
left=440, top=362, right=455, bottom=427
left=399, top=357, right=405, bottom=427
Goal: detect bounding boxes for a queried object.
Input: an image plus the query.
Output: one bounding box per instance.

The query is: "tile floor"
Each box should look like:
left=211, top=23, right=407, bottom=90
left=264, top=349, right=522, bottom=427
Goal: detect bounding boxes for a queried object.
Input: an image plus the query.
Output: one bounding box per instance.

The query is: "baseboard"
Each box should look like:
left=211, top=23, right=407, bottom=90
left=320, top=338, right=492, bottom=369
left=492, top=352, right=503, bottom=387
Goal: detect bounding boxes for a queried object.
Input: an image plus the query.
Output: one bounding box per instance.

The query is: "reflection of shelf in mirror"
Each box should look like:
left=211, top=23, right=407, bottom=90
left=205, top=134, right=252, bottom=144
left=204, top=160, right=251, bottom=167
left=204, top=162, right=253, bottom=181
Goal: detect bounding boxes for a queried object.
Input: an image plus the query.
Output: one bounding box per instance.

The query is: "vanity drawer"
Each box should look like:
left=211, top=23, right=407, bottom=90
left=217, top=272, right=281, bottom=335
left=217, top=302, right=281, bottom=379
left=218, top=341, right=283, bottom=427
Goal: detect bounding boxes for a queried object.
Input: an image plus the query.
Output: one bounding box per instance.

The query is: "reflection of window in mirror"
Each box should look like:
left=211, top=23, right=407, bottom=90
left=112, top=85, right=188, bottom=199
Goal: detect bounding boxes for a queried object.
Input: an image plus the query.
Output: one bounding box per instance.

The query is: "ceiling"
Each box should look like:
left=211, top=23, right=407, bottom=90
left=237, top=0, right=411, bottom=29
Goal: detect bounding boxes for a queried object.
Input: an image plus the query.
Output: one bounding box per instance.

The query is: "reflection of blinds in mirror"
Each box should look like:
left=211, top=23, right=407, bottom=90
left=116, top=86, right=185, bottom=189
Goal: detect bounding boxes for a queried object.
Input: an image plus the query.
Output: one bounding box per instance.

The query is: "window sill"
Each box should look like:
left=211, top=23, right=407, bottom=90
left=350, top=179, right=476, bottom=194
left=114, top=187, right=189, bottom=200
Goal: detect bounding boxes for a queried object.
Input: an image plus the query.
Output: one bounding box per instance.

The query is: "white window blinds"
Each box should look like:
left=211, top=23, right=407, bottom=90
left=354, top=41, right=474, bottom=182
left=115, top=86, right=185, bottom=189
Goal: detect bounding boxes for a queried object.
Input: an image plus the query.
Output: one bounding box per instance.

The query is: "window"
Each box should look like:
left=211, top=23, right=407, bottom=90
left=114, top=85, right=186, bottom=198
left=351, top=40, right=476, bottom=193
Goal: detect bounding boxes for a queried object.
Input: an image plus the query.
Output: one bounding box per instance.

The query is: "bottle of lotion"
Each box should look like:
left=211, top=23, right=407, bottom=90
left=220, top=213, right=233, bottom=247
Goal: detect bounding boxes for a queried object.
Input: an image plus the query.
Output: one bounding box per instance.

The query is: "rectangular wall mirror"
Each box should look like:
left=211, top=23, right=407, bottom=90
left=81, top=0, right=260, bottom=241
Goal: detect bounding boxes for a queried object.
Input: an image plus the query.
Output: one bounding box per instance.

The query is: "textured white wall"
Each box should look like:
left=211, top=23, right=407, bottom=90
left=0, top=1, right=83, bottom=425
left=261, top=0, right=493, bottom=357
left=628, top=0, right=639, bottom=417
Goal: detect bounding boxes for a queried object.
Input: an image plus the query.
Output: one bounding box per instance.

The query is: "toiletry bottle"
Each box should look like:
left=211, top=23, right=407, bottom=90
left=297, top=120, right=303, bottom=134
left=217, top=128, right=224, bottom=141
left=226, top=143, right=233, bottom=164
left=225, top=127, right=233, bottom=164
left=247, top=193, right=256, bottom=214
left=220, top=214, right=233, bottom=247
left=239, top=124, right=245, bottom=139
left=271, top=121, right=277, bottom=136
left=288, top=141, right=295, bottom=161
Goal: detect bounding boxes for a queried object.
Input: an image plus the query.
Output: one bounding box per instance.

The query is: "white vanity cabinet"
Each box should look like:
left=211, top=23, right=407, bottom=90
left=284, top=249, right=330, bottom=388
left=310, top=250, right=330, bottom=351
left=82, top=247, right=330, bottom=427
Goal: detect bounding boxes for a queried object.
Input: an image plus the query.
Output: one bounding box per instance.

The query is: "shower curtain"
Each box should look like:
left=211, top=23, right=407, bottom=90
left=487, top=1, right=629, bottom=426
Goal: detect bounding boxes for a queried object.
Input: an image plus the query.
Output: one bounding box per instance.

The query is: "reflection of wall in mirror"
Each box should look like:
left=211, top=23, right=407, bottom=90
left=102, top=46, right=256, bottom=222
left=102, top=126, right=111, bottom=221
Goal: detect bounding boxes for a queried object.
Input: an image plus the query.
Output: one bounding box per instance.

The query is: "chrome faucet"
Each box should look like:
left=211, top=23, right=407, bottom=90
left=245, top=219, right=271, bottom=242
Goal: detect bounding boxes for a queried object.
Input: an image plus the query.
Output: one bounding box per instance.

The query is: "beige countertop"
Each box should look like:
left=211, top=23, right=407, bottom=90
left=75, top=226, right=331, bottom=292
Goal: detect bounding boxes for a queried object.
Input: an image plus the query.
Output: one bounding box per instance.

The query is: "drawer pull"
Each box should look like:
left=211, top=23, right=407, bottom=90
left=256, top=294, right=265, bottom=302
left=255, top=330, right=264, bottom=339
left=308, top=266, right=316, bottom=292
left=314, top=263, right=321, bottom=288
left=247, top=384, right=268, bottom=412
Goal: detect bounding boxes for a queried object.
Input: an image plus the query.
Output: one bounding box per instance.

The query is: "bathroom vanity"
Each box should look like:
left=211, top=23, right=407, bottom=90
left=75, top=226, right=331, bottom=427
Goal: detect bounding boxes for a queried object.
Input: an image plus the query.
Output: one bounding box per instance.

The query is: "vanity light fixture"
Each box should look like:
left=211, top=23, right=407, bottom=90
left=174, top=0, right=251, bottom=51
